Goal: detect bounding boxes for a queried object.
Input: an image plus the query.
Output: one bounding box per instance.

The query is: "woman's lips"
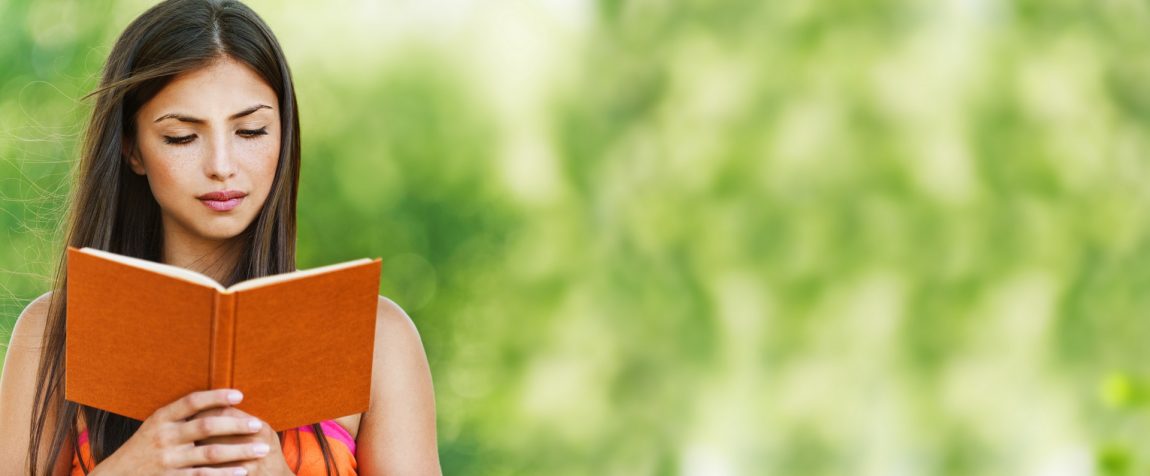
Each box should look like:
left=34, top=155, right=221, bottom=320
left=200, top=196, right=244, bottom=212
left=197, top=190, right=247, bottom=212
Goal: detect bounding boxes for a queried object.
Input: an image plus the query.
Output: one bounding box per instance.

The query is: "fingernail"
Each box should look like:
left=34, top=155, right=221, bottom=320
left=227, top=390, right=243, bottom=404
left=234, top=469, right=248, bottom=476
left=252, top=443, right=270, bottom=456
left=248, top=419, right=262, bottom=431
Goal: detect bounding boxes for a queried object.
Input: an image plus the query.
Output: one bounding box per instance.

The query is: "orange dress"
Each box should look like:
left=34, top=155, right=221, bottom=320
left=72, top=419, right=357, bottom=475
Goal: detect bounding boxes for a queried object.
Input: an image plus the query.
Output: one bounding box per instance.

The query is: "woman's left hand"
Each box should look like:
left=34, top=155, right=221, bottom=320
left=191, top=406, right=294, bottom=475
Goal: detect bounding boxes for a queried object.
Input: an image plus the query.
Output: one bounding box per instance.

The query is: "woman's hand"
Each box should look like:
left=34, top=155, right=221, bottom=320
left=89, top=389, right=269, bottom=475
left=191, top=406, right=294, bottom=475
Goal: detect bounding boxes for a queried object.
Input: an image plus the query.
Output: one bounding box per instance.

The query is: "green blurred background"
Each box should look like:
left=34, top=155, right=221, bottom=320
left=4, top=0, right=1150, bottom=474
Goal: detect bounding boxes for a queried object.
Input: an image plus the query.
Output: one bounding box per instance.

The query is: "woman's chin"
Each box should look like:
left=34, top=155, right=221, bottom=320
left=198, top=221, right=254, bottom=241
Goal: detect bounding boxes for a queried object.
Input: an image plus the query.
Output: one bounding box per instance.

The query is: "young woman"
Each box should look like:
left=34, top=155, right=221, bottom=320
left=0, top=0, right=441, bottom=474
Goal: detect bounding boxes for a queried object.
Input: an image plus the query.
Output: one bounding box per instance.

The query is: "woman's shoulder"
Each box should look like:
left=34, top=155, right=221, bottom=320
left=2, top=290, right=54, bottom=397
left=10, top=291, right=54, bottom=343
left=357, top=295, right=439, bottom=472
left=1, top=291, right=68, bottom=474
left=371, top=295, right=428, bottom=366
left=370, top=295, right=428, bottom=374
left=374, top=295, right=416, bottom=330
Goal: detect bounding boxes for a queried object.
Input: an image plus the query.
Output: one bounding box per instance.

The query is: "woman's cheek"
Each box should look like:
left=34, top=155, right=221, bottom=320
left=256, top=140, right=280, bottom=192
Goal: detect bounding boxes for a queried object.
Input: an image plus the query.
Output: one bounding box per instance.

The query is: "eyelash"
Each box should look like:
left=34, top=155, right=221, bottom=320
left=162, top=127, right=268, bottom=145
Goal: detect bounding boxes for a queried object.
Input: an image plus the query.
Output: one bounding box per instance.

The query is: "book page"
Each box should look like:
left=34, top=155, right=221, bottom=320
left=79, top=247, right=223, bottom=290
left=226, top=258, right=374, bottom=292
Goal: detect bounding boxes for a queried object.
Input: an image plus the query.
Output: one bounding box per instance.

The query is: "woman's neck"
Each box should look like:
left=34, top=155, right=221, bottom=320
left=161, top=233, right=243, bottom=285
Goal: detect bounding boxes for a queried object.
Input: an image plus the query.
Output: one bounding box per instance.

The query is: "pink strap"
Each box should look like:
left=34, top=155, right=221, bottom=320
left=299, top=420, right=357, bottom=455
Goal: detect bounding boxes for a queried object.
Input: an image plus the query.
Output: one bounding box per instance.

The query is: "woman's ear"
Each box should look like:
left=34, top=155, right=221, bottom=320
left=122, top=138, right=146, bottom=176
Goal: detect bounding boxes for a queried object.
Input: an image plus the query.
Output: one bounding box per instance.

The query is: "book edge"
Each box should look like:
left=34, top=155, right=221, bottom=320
left=225, top=258, right=377, bottom=293
left=75, top=247, right=224, bottom=291
left=72, top=247, right=378, bottom=295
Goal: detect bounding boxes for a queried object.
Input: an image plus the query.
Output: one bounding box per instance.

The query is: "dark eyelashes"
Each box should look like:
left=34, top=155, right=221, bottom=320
left=239, top=127, right=269, bottom=138
left=162, top=127, right=268, bottom=145
left=163, top=134, right=195, bottom=145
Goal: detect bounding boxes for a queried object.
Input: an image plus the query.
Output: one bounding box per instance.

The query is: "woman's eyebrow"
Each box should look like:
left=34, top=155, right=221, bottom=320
left=153, top=104, right=274, bottom=124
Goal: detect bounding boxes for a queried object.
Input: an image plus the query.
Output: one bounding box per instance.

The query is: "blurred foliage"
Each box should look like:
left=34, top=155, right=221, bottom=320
left=5, top=0, right=1150, bottom=474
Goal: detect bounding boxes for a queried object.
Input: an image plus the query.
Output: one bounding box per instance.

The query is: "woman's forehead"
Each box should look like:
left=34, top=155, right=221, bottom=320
left=142, top=58, right=277, bottom=121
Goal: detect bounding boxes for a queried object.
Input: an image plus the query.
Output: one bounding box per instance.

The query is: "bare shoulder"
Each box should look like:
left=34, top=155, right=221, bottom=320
left=358, top=295, right=441, bottom=474
left=370, top=295, right=432, bottom=393
left=374, top=295, right=422, bottom=342
left=8, top=291, right=54, bottom=346
left=1, top=291, right=71, bottom=475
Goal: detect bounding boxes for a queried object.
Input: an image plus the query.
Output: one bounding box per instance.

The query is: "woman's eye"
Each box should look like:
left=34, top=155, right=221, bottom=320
left=163, top=134, right=195, bottom=145
left=238, top=127, right=268, bottom=138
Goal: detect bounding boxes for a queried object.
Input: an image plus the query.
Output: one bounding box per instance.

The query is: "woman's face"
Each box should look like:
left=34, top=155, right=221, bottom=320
left=128, top=56, right=281, bottom=244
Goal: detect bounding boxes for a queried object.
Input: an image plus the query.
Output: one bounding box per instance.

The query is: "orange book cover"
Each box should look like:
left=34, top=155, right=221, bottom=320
left=64, top=246, right=382, bottom=431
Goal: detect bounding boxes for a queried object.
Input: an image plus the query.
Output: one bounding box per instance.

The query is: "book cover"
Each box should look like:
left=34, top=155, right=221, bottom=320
left=64, top=246, right=382, bottom=431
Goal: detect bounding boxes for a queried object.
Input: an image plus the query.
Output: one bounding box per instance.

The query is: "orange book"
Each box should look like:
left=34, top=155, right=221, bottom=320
left=64, top=246, right=382, bottom=431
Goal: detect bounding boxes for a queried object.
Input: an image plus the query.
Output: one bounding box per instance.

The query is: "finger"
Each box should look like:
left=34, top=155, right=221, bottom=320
left=166, top=442, right=269, bottom=468
left=191, top=406, right=254, bottom=421
left=175, top=467, right=250, bottom=476
left=191, top=407, right=228, bottom=419
left=158, top=389, right=243, bottom=422
left=179, top=416, right=263, bottom=443
left=174, top=468, right=250, bottom=476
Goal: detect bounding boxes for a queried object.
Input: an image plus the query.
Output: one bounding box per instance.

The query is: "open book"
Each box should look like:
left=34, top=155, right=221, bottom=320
left=65, top=246, right=382, bottom=431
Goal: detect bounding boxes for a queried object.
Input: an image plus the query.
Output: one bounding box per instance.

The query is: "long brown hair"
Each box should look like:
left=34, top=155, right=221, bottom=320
left=28, top=0, right=338, bottom=474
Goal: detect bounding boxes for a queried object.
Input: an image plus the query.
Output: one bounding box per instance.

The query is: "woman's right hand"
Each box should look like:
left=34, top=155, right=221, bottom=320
left=89, top=389, right=269, bottom=475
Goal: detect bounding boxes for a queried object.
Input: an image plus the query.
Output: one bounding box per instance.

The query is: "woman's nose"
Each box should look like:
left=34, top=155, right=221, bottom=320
left=204, top=136, right=238, bottom=181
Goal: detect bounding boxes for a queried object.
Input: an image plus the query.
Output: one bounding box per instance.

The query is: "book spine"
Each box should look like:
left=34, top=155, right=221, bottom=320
left=210, top=293, right=236, bottom=389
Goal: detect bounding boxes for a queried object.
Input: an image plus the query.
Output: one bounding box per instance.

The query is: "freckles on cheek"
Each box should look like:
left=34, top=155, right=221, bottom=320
left=236, top=132, right=279, bottom=159
left=147, top=161, right=188, bottom=189
left=141, top=142, right=197, bottom=170
left=136, top=146, right=169, bottom=174
left=237, top=142, right=280, bottom=197
left=253, top=137, right=281, bottom=174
